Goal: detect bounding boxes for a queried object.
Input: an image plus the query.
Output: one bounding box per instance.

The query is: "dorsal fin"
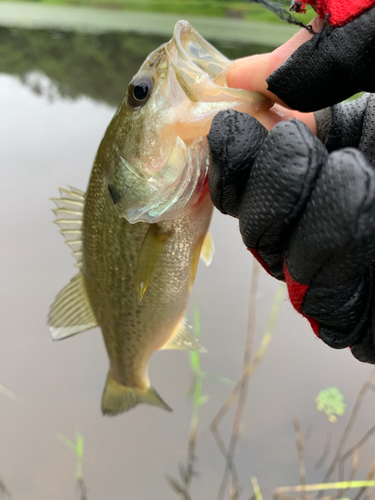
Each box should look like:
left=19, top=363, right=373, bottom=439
left=48, top=272, right=98, bottom=340
left=51, top=186, right=85, bottom=269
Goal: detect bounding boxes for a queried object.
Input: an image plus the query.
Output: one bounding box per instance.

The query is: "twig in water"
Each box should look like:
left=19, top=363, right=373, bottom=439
left=315, top=432, right=333, bottom=470
left=293, top=418, right=307, bottom=500
left=216, top=259, right=260, bottom=500
left=337, top=445, right=360, bottom=499
left=211, top=275, right=286, bottom=500
left=0, top=477, right=10, bottom=499
left=58, top=432, right=86, bottom=499
left=166, top=475, right=192, bottom=500
left=338, top=424, right=375, bottom=486
left=318, top=367, right=375, bottom=497
left=353, top=459, right=375, bottom=500
left=167, top=306, right=208, bottom=500
left=76, top=477, right=88, bottom=500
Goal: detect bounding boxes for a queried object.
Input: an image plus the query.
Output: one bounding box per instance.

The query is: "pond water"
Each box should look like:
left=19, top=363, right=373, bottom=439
left=0, top=24, right=375, bottom=500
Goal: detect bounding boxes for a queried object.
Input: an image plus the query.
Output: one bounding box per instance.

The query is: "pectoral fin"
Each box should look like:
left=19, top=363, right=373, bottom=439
left=200, top=231, right=215, bottom=266
left=48, top=272, right=98, bottom=340
left=161, top=317, right=206, bottom=352
left=137, top=224, right=170, bottom=303
left=101, top=375, right=172, bottom=415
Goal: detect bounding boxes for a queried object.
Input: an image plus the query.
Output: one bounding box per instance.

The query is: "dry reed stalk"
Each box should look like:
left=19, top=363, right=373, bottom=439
left=315, top=432, right=333, bottom=470
left=77, top=477, right=88, bottom=500
left=318, top=367, right=375, bottom=497
left=353, top=459, right=375, bottom=500
left=338, top=424, right=375, bottom=482
left=216, top=259, right=261, bottom=500
left=337, top=445, right=360, bottom=499
left=293, top=418, right=307, bottom=500
left=211, top=271, right=285, bottom=500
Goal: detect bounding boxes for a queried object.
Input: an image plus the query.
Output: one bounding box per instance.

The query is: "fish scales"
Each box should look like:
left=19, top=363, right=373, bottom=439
left=83, top=154, right=212, bottom=389
left=49, top=20, right=269, bottom=415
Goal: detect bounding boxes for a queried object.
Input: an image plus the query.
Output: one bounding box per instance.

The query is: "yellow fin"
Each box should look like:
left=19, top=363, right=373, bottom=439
left=51, top=186, right=85, bottom=269
left=101, top=375, right=172, bottom=415
left=200, top=231, right=215, bottom=266
left=189, top=241, right=202, bottom=290
left=137, top=224, right=170, bottom=303
left=161, top=317, right=206, bottom=352
left=48, top=272, right=98, bottom=340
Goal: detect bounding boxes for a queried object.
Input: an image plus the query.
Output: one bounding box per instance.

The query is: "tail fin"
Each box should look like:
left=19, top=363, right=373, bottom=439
left=101, top=375, right=172, bottom=415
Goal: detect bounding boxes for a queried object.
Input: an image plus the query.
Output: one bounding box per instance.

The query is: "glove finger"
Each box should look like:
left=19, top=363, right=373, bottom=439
left=285, top=149, right=375, bottom=348
left=350, top=307, right=375, bottom=364
left=267, top=7, right=375, bottom=112
left=238, top=119, right=328, bottom=279
left=208, top=110, right=267, bottom=217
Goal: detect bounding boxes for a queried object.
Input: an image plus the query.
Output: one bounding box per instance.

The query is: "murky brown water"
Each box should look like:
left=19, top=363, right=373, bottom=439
left=1, top=25, right=375, bottom=500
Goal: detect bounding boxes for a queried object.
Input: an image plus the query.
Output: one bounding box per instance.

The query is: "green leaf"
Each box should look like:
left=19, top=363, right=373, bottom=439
left=315, top=387, right=346, bottom=421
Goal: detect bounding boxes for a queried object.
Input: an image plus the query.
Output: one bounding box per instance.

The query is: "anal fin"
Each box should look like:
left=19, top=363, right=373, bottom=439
left=161, top=317, right=206, bottom=353
left=48, top=272, right=98, bottom=340
left=101, top=375, right=172, bottom=415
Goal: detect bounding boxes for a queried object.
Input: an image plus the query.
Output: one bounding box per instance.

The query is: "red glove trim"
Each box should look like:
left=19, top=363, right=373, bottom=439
left=249, top=249, right=271, bottom=275
left=284, top=263, right=320, bottom=336
left=306, top=0, right=375, bottom=26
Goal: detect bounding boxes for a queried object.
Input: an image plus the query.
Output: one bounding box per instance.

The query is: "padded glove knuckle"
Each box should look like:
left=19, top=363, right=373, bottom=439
left=285, top=149, right=375, bottom=347
left=208, top=109, right=267, bottom=216
left=238, top=119, right=328, bottom=278
left=287, top=148, right=375, bottom=286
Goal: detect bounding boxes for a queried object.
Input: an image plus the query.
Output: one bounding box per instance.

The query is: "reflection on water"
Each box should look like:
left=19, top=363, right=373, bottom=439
left=0, top=27, right=272, bottom=107
left=1, top=24, right=375, bottom=500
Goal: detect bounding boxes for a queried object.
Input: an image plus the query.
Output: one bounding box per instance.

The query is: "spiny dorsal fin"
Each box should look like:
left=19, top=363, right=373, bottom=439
left=48, top=272, right=98, bottom=340
left=200, top=231, right=215, bottom=266
left=51, top=186, right=85, bottom=270
left=137, top=224, right=170, bottom=303
left=101, top=375, right=172, bottom=415
left=161, top=317, right=206, bottom=352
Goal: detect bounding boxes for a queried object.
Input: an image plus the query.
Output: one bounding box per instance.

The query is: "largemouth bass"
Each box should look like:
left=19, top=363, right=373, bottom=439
left=49, top=21, right=269, bottom=415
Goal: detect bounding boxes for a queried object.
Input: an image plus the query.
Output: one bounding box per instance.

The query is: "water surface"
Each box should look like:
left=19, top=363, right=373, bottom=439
left=0, top=25, right=374, bottom=500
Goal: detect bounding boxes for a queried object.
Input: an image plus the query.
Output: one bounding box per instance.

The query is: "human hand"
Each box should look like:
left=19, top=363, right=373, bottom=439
left=209, top=4, right=375, bottom=362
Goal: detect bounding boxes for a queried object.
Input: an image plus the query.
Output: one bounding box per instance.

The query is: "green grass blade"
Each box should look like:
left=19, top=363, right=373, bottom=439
left=276, top=480, right=375, bottom=493
left=251, top=476, right=264, bottom=500
left=57, top=433, right=75, bottom=452
left=76, top=434, right=84, bottom=460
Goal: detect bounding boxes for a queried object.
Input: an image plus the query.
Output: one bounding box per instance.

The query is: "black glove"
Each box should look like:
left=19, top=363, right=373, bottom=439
left=208, top=93, right=375, bottom=363
left=267, top=6, right=375, bottom=111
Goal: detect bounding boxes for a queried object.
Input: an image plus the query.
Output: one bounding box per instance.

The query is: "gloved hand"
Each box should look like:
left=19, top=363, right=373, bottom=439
left=267, top=3, right=375, bottom=111
left=208, top=2, right=375, bottom=363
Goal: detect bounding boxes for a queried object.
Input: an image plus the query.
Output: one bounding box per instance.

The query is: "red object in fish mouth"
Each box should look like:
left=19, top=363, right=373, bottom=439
left=303, top=0, right=375, bottom=27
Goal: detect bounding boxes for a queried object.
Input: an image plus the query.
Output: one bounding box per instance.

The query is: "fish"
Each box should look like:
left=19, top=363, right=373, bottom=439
left=48, top=20, right=269, bottom=416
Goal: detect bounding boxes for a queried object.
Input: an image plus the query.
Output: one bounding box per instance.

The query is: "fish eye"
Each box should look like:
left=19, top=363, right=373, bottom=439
left=127, top=76, right=154, bottom=108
